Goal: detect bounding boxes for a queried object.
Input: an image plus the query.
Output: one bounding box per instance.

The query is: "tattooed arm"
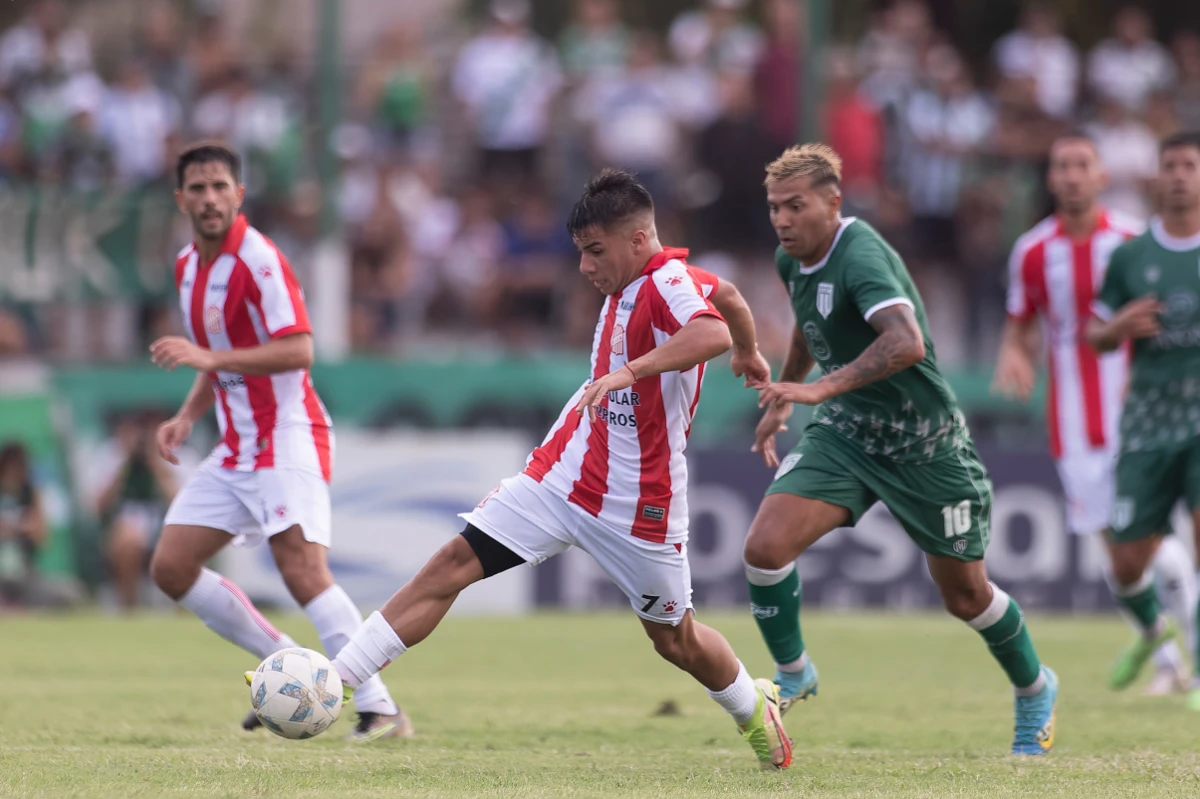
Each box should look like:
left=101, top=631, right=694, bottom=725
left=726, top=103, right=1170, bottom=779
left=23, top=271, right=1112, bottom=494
left=757, top=305, right=925, bottom=407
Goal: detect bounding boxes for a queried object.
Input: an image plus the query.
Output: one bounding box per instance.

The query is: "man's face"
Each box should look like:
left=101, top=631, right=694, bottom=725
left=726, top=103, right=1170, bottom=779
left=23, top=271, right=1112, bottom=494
left=574, top=222, right=647, bottom=296
left=175, top=161, right=244, bottom=243
left=1047, top=138, right=1105, bottom=214
left=767, top=175, right=842, bottom=262
left=1160, top=144, right=1200, bottom=213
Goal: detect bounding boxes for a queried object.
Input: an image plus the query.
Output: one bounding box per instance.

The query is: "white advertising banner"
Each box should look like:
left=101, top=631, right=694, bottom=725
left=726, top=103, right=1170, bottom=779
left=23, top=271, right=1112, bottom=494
left=220, top=430, right=535, bottom=614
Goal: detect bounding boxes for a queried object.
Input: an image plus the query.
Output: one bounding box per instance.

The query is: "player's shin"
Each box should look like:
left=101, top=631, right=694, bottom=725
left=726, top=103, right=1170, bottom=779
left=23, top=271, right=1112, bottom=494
left=966, top=582, right=1043, bottom=692
left=1107, top=569, right=1167, bottom=634
left=179, top=567, right=299, bottom=658
left=305, top=585, right=399, bottom=715
left=1150, top=536, right=1198, bottom=654
left=745, top=561, right=805, bottom=667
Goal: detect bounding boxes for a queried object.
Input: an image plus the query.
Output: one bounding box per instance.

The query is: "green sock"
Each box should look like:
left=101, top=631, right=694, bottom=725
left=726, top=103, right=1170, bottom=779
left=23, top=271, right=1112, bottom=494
left=746, top=562, right=804, bottom=665
left=968, top=584, right=1042, bottom=689
left=1111, top=576, right=1164, bottom=632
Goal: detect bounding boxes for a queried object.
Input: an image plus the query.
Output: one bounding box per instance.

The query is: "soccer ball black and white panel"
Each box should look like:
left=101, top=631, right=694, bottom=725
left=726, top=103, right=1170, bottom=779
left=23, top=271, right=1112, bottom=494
left=249, top=647, right=343, bottom=739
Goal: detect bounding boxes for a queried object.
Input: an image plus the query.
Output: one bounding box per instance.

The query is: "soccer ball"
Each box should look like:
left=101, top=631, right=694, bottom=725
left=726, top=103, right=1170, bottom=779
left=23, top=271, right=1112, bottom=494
left=249, top=647, right=343, bottom=739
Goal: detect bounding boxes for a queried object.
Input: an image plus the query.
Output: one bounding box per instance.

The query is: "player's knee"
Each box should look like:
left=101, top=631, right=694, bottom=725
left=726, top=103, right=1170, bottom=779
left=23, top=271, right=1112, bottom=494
left=743, top=529, right=793, bottom=571
left=940, top=583, right=991, bottom=621
left=149, top=549, right=198, bottom=599
left=1110, top=556, right=1148, bottom=589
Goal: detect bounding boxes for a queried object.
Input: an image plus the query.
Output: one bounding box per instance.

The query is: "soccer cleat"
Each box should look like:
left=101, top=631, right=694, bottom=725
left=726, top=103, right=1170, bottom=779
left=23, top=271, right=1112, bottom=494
left=1109, top=622, right=1177, bottom=691
left=242, top=708, right=263, bottom=731
left=774, top=659, right=818, bottom=715
left=1011, top=666, right=1058, bottom=756
left=738, top=678, right=793, bottom=771
left=1143, top=665, right=1189, bottom=697
left=345, top=709, right=415, bottom=743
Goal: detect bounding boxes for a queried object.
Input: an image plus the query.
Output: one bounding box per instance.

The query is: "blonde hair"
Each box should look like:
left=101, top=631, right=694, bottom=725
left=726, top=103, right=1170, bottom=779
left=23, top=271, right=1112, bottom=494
left=764, top=143, right=843, bottom=187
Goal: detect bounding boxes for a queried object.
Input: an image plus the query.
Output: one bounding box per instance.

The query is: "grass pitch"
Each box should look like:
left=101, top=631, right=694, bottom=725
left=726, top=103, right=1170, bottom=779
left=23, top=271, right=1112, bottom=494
left=1, top=610, right=1198, bottom=798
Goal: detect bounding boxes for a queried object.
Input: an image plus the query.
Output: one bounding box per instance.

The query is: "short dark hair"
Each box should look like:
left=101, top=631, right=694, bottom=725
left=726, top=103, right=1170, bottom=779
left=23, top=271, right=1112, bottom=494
left=176, top=142, right=241, bottom=188
left=566, top=169, right=654, bottom=238
left=1161, top=131, right=1200, bottom=156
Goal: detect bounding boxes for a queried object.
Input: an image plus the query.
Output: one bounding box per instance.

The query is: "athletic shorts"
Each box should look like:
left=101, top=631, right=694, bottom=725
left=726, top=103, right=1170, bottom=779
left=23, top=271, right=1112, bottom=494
left=1055, top=447, right=1118, bottom=537
left=163, top=456, right=332, bottom=547
left=1109, top=438, right=1200, bottom=543
left=460, top=474, right=693, bottom=626
left=765, top=424, right=993, bottom=561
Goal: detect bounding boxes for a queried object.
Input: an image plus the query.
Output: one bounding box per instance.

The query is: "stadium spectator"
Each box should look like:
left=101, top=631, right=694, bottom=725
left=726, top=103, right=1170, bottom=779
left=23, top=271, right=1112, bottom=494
left=1087, top=5, right=1174, bottom=113
left=1085, top=97, right=1158, bottom=221
left=347, top=166, right=416, bottom=354
left=183, top=4, right=234, bottom=98
left=753, top=0, right=803, bottom=153
left=451, top=0, right=563, bottom=188
left=0, top=0, right=91, bottom=92
left=355, top=23, right=430, bottom=157
left=559, top=0, right=630, bottom=82
left=1173, top=30, right=1200, bottom=132
left=44, top=72, right=112, bottom=192
left=992, top=3, right=1079, bottom=119
left=856, top=0, right=932, bottom=113
left=91, top=410, right=188, bottom=610
left=101, top=60, right=180, bottom=188
left=825, top=47, right=883, bottom=214
left=667, top=0, right=763, bottom=74
left=137, top=0, right=191, bottom=104
left=0, top=442, right=46, bottom=607
left=427, top=184, right=505, bottom=332
left=496, top=186, right=574, bottom=347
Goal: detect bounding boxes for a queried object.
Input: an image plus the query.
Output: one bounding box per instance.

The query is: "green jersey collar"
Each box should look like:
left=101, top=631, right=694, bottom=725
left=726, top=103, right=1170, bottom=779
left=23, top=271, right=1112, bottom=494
left=798, top=216, right=858, bottom=274
left=1150, top=216, right=1200, bottom=252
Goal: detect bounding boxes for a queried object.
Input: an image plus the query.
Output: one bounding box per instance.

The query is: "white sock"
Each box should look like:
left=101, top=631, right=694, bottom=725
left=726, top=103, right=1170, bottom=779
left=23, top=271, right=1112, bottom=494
left=744, top=561, right=795, bottom=587
left=304, top=585, right=399, bottom=715
left=707, top=661, right=759, bottom=725
left=777, top=652, right=809, bottom=673
left=1152, top=536, right=1198, bottom=657
left=332, top=610, right=407, bottom=690
left=178, top=568, right=297, bottom=659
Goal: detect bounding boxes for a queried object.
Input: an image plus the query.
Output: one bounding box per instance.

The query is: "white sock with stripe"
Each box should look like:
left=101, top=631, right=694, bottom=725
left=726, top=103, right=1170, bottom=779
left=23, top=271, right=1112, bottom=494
left=178, top=568, right=297, bottom=658
left=333, top=611, right=408, bottom=690
left=707, top=661, right=760, bottom=724
left=304, top=585, right=399, bottom=715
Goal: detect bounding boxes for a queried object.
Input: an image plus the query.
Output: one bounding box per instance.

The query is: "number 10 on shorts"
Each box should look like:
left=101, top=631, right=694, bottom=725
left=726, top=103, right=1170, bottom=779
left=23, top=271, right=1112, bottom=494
left=941, top=500, right=972, bottom=537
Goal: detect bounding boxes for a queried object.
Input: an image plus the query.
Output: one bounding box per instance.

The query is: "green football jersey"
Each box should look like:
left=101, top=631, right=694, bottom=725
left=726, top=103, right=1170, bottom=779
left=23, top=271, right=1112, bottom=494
left=1095, top=218, right=1200, bottom=452
left=776, top=217, right=966, bottom=463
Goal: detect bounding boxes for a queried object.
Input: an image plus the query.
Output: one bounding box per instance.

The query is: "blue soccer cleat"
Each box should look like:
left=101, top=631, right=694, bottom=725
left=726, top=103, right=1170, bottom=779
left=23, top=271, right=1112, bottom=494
left=1011, top=665, right=1058, bottom=756
left=774, top=658, right=819, bottom=715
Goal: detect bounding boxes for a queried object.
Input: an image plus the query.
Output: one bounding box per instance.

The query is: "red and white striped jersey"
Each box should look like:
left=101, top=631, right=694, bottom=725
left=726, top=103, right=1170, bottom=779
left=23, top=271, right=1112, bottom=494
left=175, top=215, right=333, bottom=481
left=523, top=247, right=723, bottom=545
left=1006, top=209, right=1143, bottom=459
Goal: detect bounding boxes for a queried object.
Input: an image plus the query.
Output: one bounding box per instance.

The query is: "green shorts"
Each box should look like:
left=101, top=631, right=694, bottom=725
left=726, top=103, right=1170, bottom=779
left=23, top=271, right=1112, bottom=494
left=1109, top=439, right=1200, bottom=543
left=765, top=424, right=993, bottom=561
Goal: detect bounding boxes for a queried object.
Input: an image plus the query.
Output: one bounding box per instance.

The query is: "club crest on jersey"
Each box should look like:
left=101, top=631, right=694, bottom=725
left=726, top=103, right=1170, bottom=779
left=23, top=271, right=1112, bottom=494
left=817, top=282, right=834, bottom=318
left=611, top=322, right=625, bottom=355
left=205, top=305, right=222, bottom=334
left=1145, top=264, right=1160, bottom=284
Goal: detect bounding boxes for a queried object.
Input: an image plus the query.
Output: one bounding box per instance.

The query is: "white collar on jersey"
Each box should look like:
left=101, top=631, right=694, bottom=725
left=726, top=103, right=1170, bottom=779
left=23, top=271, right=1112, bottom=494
left=1150, top=215, right=1200, bottom=252
left=797, top=216, right=858, bottom=274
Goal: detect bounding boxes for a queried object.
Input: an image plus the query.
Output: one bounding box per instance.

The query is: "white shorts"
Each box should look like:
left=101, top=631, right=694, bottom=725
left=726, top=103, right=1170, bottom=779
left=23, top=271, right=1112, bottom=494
left=163, top=457, right=332, bottom=547
left=460, top=474, right=693, bottom=625
left=1055, top=447, right=1117, bottom=536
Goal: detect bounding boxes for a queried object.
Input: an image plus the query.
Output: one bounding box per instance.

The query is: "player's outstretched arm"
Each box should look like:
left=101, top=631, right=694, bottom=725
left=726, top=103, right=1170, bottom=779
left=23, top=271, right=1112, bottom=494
left=150, top=332, right=314, bottom=376
left=155, top=372, right=215, bottom=465
left=759, top=305, right=924, bottom=407
left=710, top=278, right=770, bottom=387
left=1085, top=296, right=1164, bottom=352
left=575, top=316, right=731, bottom=421
left=991, top=317, right=1039, bottom=401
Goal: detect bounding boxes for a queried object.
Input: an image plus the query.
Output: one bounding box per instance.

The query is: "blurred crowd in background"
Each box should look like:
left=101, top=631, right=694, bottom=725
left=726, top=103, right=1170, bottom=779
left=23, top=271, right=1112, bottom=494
left=0, top=0, right=1196, bottom=364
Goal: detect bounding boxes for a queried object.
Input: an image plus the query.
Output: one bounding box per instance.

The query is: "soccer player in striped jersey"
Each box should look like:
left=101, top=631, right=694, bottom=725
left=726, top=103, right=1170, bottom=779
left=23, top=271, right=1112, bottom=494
left=322, top=170, right=795, bottom=770
left=994, top=132, right=1195, bottom=695
left=149, top=143, right=411, bottom=741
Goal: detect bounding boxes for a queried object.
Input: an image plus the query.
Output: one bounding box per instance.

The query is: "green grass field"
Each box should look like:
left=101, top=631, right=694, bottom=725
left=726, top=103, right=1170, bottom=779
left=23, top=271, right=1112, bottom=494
left=1, top=610, right=1198, bottom=798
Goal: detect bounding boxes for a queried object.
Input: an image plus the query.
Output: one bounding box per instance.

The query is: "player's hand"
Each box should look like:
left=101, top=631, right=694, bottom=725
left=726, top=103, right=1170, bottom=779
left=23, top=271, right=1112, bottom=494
left=731, top=347, right=771, bottom=388
left=575, top=365, right=638, bottom=423
left=155, top=416, right=192, bottom=465
left=991, top=346, right=1035, bottom=401
left=1113, top=295, right=1165, bottom=341
left=150, top=336, right=217, bottom=372
left=751, top=399, right=793, bottom=469
left=758, top=380, right=831, bottom=408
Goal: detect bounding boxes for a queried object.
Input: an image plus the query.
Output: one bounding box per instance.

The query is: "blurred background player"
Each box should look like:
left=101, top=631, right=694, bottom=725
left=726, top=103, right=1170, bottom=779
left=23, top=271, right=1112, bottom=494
left=745, top=144, right=1058, bottom=756
left=321, top=171, right=795, bottom=771
left=1087, top=131, right=1200, bottom=709
left=994, top=132, right=1196, bottom=695
left=148, top=143, right=410, bottom=741
left=0, top=442, right=47, bottom=607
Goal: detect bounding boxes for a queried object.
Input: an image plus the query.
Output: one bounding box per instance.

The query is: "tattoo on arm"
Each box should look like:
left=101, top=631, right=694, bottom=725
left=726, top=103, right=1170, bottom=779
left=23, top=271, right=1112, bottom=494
left=779, top=325, right=816, bottom=382
left=816, top=305, right=924, bottom=397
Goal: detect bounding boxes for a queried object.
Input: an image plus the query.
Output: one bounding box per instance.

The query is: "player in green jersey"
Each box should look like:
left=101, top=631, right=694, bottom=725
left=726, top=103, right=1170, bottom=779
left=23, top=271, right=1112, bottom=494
left=742, top=144, right=1058, bottom=755
left=1087, top=131, right=1200, bottom=708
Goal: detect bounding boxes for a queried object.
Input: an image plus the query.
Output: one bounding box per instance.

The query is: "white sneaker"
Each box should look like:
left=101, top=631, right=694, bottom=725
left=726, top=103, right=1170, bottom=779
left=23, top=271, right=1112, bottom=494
left=1143, top=666, right=1189, bottom=697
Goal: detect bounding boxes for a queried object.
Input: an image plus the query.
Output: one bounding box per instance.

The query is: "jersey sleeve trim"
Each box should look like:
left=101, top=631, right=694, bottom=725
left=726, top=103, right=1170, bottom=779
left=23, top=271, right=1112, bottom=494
left=863, top=296, right=914, bottom=321
left=1091, top=300, right=1113, bottom=321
